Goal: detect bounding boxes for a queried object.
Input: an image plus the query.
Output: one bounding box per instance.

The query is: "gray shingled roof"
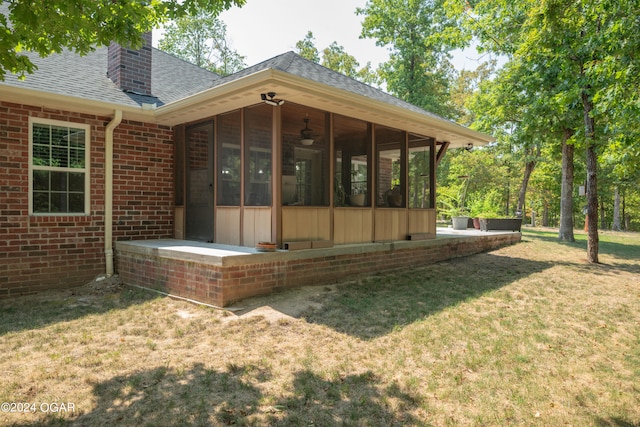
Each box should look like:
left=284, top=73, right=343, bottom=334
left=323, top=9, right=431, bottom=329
left=213, top=51, right=448, bottom=122
left=2, top=41, right=456, bottom=128
left=149, top=49, right=222, bottom=105
left=1, top=46, right=221, bottom=108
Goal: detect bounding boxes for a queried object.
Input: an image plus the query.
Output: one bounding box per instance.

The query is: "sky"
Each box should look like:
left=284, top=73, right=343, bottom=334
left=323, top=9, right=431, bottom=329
left=217, top=0, right=388, bottom=67
left=154, top=0, right=486, bottom=71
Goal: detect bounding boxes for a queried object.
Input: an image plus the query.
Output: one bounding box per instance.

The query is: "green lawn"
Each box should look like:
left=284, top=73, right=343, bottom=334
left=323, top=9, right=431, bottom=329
left=1, top=229, right=639, bottom=426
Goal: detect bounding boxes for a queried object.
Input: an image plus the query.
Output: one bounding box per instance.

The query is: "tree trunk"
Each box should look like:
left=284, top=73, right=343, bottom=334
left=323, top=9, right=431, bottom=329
left=516, top=163, right=533, bottom=217
left=600, top=200, right=607, bottom=230
left=505, top=184, right=510, bottom=217
left=516, top=147, right=539, bottom=218
left=558, top=128, right=575, bottom=242
left=612, top=187, right=621, bottom=231
left=582, top=90, right=599, bottom=263
left=623, top=193, right=629, bottom=231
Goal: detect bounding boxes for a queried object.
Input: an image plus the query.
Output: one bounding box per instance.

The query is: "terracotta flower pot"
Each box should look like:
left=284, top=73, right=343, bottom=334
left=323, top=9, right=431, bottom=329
left=256, top=241, right=277, bottom=252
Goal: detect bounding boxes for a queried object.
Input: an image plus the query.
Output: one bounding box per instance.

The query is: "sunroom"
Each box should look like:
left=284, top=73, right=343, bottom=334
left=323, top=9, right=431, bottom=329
left=161, top=52, right=493, bottom=250
left=174, top=102, right=441, bottom=248
left=115, top=52, right=505, bottom=306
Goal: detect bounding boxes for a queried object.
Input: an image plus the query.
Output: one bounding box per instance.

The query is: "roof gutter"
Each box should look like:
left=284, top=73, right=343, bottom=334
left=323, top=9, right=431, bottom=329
left=154, top=70, right=273, bottom=117
left=0, top=85, right=156, bottom=123
left=265, top=70, right=496, bottom=145
left=154, top=68, right=494, bottom=146
left=104, top=110, right=122, bottom=276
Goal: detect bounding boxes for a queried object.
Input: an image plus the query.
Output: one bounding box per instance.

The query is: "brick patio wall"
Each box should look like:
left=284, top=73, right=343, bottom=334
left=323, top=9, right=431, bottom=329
left=0, top=102, right=173, bottom=297
left=116, top=233, right=521, bottom=307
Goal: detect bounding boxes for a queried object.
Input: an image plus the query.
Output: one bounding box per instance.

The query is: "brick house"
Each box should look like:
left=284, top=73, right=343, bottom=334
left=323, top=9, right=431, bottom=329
left=0, top=32, right=497, bottom=302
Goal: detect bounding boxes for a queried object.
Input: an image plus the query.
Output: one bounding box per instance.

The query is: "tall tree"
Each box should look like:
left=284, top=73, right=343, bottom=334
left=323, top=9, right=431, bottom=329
left=449, top=60, right=496, bottom=127
left=449, top=0, right=640, bottom=262
left=601, top=129, right=640, bottom=231
left=468, top=58, right=555, bottom=222
left=358, top=0, right=464, bottom=119
left=528, top=0, right=640, bottom=261
left=322, top=42, right=378, bottom=85
left=558, top=129, right=576, bottom=241
left=0, top=0, right=244, bottom=80
left=158, top=8, right=245, bottom=75
left=293, top=32, right=378, bottom=85
left=447, top=0, right=579, bottom=237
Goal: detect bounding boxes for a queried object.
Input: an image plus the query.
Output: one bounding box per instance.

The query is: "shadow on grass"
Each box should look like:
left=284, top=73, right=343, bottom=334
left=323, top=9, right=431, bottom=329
left=0, top=287, right=159, bottom=337
left=595, top=417, right=640, bottom=427
left=18, top=364, right=419, bottom=426
left=276, top=370, right=420, bottom=426
left=299, top=252, right=553, bottom=340
left=522, top=230, right=640, bottom=275
left=553, top=257, right=640, bottom=276
left=523, top=229, right=640, bottom=262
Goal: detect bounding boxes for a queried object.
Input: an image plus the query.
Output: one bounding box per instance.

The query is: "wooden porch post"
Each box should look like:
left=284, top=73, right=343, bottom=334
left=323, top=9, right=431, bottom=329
left=272, top=105, right=282, bottom=245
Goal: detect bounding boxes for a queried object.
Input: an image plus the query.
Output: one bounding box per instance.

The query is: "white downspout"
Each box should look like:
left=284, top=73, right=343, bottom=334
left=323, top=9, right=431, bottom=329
left=105, top=110, right=123, bottom=276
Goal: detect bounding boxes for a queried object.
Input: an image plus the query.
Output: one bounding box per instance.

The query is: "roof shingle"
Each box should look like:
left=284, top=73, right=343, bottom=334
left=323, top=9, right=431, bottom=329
left=213, top=51, right=451, bottom=123
left=1, top=46, right=221, bottom=108
left=0, top=39, right=465, bottom=133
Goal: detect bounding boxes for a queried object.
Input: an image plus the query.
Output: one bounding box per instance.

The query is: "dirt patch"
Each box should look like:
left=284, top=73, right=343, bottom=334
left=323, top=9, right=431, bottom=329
left=71, top=274, right=124, bottom=296
left=9, top=274, right=125, bottom=305
left=224, top=284, right=341, bottom=322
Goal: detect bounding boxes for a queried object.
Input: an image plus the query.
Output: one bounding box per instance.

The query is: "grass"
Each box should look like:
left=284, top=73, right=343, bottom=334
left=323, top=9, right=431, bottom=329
left=1, top=229, right=639, bottom=426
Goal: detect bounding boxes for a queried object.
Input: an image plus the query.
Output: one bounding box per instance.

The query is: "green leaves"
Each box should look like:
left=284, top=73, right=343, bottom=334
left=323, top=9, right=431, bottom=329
left=293, top=32, right=379, bottom=86
left=158, top=7, right=245, bottom=75
left=295, top=31, right=320, bottom=63
left=0, top=0, right=244, bottom=80
left=358, top=0, right=463, bottom=118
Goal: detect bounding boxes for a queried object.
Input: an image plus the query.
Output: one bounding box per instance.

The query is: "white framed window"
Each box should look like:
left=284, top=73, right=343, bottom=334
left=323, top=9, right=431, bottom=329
left=29, top=117, right=91, bottom=215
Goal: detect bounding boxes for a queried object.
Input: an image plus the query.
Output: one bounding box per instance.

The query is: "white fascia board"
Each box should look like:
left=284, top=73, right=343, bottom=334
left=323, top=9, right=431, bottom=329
left=266, top=70, right=495, bottom=146
left=154, top=68, right=494, bottom=147
left=0, top=85, right=157, bottom=123
left=2, top=68, right=495, bottom=147
left=153, top=69, right=277, bottom=121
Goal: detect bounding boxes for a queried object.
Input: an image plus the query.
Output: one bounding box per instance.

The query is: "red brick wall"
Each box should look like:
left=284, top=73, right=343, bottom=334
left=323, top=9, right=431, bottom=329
left=107, top=32, right=153, bottom=96
left=111, top=120, right=174, bottom=240
left=116, top=233, right=522, bottom=307
left=0, top=101, right=173, bottom=297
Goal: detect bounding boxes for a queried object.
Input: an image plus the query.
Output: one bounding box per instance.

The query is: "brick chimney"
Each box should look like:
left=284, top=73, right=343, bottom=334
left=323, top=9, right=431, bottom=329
left=107, top=32, right=152, bottom=96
